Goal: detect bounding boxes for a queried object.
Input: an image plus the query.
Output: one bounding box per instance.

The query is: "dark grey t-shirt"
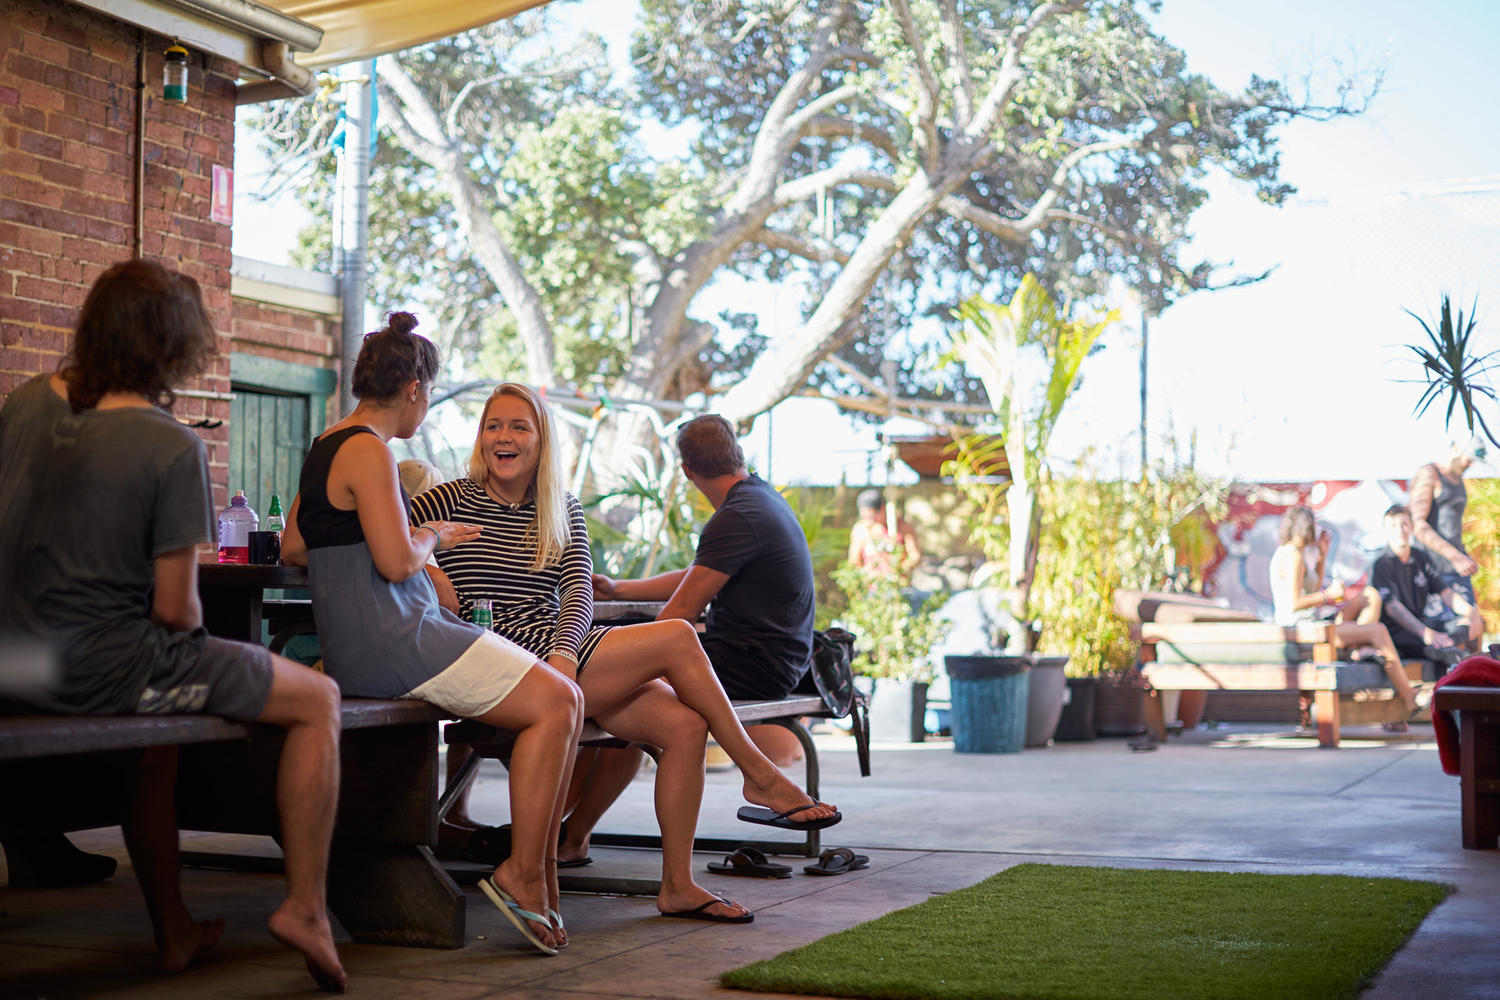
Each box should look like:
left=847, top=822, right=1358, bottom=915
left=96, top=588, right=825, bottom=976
left=0, top=375, right=215, bottom=713
left=693, top=474, right=815, bottom=697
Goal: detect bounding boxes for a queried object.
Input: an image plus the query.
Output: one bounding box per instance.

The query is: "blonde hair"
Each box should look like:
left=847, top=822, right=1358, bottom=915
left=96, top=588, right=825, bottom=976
left=467, top=382, right=568, bottom=571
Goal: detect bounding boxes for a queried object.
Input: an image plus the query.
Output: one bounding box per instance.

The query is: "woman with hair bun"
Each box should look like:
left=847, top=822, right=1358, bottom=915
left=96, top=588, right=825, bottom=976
left=281, top=314, right=579, bottom=956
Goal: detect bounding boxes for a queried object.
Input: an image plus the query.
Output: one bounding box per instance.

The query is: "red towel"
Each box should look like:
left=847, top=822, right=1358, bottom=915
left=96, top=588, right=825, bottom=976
left=1431, top=656, right=1500, bottom=775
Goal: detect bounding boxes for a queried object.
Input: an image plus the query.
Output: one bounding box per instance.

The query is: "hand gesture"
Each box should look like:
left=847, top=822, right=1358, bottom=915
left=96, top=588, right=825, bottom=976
left=1423, top=627, right=1455, bottom=650
left=1316, top=529, right=1332, bottom=558
left=418, top=521, right=483, bottom=551
left=591, top=573, right=618, bottom=599
left=1322, top=580, right=1345, bottom=603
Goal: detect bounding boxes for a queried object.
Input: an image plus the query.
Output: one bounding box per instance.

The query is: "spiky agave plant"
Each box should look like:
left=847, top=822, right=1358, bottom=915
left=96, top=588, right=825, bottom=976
left=1404, top=294, right=1499, bottom=446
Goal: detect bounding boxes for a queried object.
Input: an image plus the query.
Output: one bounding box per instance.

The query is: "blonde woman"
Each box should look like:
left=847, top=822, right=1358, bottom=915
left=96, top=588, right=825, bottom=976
left=411, top=383, right=839, bottom=925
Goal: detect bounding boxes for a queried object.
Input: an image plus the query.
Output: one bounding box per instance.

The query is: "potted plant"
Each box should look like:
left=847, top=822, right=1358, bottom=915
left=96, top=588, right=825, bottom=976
left=833, top=561, right=948, bottom=743
left=942, top=275, right=1119, bottom=745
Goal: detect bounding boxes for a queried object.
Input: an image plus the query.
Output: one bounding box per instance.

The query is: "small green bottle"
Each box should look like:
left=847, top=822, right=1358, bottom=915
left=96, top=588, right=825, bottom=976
left=266, top=493, right=286, bottom=532
left=472, top=599, right=494, bottom=629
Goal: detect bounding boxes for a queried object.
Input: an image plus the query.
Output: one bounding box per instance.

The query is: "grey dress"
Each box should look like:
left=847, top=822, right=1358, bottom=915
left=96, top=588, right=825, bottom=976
left=296, top=426, right=481, bottom=698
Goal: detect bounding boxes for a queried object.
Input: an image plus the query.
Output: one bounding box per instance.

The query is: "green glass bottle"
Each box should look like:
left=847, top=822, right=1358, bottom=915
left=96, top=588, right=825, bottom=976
left=266, top=493, right=286, bottom=532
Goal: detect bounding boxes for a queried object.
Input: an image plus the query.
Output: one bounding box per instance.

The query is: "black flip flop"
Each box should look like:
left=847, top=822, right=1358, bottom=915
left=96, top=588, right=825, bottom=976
left=707, top=847, right=792, bottom=879
left=803, top=846, right=869, bottom=876
left=660, top=894, right=754, bottom=923
left=736, top=802, right=842, bottom=831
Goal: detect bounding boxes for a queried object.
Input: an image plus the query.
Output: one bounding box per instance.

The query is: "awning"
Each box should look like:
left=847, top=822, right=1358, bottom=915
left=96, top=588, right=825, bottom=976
left=264, top=0, right=553, bottom=70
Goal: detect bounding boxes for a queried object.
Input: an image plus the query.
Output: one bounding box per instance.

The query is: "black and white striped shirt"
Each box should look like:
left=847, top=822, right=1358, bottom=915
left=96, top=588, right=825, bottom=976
left=409, top=479, right=597, bottom=665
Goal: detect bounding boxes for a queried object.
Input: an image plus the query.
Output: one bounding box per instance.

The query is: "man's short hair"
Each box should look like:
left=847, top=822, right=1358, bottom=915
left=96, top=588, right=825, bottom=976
left=1384, top=504, right=1412, bottom=521
left=676, top=414, right=745, bottom=478
left=856, top=488, right=884, bottom=512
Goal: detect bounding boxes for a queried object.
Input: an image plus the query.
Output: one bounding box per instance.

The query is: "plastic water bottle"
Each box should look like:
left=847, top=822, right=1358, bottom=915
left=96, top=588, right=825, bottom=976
left=217, top=490, right=259, bottom=564
left=265, top=494, right=285, bottom=532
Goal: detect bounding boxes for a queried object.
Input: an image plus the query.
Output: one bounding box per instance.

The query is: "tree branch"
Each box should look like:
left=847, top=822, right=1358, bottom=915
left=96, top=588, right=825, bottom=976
left=888, top=0, right=941, bottom=174
left=938, top=0, right=975, bottom=127
left=752, top=227, right=851, bottom=265
left=800, top=115, right=901, bottom=162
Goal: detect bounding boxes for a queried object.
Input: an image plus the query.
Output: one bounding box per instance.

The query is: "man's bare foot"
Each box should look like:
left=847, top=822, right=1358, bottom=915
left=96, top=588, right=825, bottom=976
left=490, top=860, right=559, bottom=951
left=268, top=900, right=347, bottom=993
left=155, top=916, right=225, bottom=973
left=742, top=772, right=838, bottom=824
left=556, top=830, right=591, bottom=866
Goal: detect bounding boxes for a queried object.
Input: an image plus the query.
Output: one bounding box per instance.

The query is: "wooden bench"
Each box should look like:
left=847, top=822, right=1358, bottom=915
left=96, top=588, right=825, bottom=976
left=1, top=699, right=464, bottom=948
left=443, top=693, right=871, bottom=863
left=1136, top=621, right=1416, bottom=748
left=1432, top=685, right=1500, bottom=850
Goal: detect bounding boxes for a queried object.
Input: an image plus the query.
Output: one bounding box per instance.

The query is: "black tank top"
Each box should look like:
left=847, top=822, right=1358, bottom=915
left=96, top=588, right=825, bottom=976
left=1418, top=462, right=1468, bottom=575
left=297, top=426, right=407, bottom=550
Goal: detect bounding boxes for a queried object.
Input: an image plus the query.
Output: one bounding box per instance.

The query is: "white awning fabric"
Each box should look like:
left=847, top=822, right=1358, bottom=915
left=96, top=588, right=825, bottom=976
left=263, top=0, right=552, bottom=70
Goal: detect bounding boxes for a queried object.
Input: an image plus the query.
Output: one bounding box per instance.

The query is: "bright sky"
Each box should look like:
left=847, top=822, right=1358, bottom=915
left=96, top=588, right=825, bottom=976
left=233, top=0, right=1500, bottom=486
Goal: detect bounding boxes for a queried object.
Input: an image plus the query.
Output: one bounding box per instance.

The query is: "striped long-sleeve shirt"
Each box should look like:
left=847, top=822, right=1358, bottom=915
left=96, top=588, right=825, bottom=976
left=409, top=479, right=602, bottom=665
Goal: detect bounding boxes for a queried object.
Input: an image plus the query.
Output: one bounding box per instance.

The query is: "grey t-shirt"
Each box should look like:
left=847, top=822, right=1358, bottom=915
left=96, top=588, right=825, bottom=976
left=0, top=375, right=215, bottom=713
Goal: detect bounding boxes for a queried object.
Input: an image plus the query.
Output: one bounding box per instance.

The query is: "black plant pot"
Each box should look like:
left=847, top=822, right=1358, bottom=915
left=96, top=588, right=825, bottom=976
left=1094, top=678, right=1147, bottom=736
left=1054, top=676, right=1097, bottom=741
left=867, top=678, right=929, bottom=744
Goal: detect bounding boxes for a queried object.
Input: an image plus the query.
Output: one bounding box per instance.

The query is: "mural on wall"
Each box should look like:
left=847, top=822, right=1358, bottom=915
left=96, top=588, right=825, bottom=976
left=1205, top=480, right=1413, bottom=618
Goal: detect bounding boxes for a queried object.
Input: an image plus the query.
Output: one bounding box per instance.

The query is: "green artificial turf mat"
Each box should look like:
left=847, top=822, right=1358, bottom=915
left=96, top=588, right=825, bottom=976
left=721, top=863, right=1451, bottom=1000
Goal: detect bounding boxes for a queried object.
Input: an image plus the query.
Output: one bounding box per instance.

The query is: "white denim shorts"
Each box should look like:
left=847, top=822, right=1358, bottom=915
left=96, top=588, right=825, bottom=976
left=401, top=629, right=537, bottom=717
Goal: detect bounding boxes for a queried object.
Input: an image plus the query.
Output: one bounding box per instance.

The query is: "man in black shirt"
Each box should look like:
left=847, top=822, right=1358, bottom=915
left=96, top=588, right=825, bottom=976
left=1370, top=504, right=1475, bottom=666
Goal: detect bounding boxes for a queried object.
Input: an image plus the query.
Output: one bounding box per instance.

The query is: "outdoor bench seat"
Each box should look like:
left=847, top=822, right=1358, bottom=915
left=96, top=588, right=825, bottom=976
left=1432, top=685, right=1500, bottom=850
left=1134, top=621, right=1418, bottom=748
left=1, top=698, right=465, bottom=947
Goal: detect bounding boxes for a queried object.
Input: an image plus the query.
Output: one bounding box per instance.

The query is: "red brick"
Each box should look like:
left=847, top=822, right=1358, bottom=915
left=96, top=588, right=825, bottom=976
left=59, top=237, right=116, bottom=264
left=0, top=199, right=82, bottom=234
left=0, top=322, right=25, bottom=347
left=16, top=80, right=61, bottom=112
left=83, top=216, right=126, bottom=243
left=0, top=85, right=18, bottom=106
left=9, top=104, right=45, bottom=132
left=16, top=129, right=63, bottom=161
left=14, top=226, right=62, bottom=255
left=0, top=296, right=39, bottom=323
left=21, top=29, right=70, bottom=67
left=6, top=53, right=49, bottom=84
left=41, top=14, right=88, bottom=50
left=45, top=111, right=86, bottom=143
left=8, top=176, right=63, bottom=208
left=36, top=303, right=75, bottom=329
left=1, top=150, right=40, bottom=175
left=23, top=325, right=66, bottom=352
left=14, top=275, right=66, bottom=301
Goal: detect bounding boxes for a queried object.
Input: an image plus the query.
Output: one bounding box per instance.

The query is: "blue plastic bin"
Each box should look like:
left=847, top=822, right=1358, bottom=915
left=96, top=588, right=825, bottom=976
left=946, top=655, right=1031, bottom=753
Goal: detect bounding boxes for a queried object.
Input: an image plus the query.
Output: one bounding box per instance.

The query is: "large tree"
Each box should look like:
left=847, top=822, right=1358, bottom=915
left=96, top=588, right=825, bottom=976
left=250, top=0, right=1373, bottom=476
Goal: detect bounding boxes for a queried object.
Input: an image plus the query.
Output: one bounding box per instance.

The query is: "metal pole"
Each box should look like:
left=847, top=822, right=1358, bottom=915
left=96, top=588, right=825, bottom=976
left=338, top=60, right=374, bottom=418
left=1139, top=309, right=1149, bottom=478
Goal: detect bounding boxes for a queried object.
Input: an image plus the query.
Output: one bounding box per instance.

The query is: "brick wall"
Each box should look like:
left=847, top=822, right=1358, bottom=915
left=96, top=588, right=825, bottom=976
left=1, top=0, right=239, bottom=503
left=230, top=257, right=342, bottom=428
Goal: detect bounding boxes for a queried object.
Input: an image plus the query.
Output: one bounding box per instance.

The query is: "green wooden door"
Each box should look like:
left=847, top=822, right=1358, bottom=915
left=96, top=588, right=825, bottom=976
left=228, top=388, right=308, bottom=520
left=228, top=355, right=338, bottom=522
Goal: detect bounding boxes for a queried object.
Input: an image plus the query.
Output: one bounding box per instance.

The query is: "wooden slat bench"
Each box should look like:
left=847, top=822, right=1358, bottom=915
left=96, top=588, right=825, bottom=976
left=1, top=699, right=465, bottom=948
left=1432, top=685, right=1500, bottom=850
left=1136, top=621, right=1416, bottom=748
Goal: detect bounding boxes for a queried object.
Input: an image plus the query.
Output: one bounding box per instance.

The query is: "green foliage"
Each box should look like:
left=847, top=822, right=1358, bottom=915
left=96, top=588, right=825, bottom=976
left=1404, top=294, right=1497, bottom=448
left=832, top=562, right=948, bottom=682
left=1462, top=477, right=1500, bottom=638
left=583, top=465, right=706, bottom=579
left=1030, top=454, right=1227, bottom=677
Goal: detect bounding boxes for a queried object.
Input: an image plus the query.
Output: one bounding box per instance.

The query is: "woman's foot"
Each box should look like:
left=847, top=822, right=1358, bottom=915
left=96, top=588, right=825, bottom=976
left=268, top=900, right=347, bottom=993
left=154, top=914, right=226, bottom=974
left=490, top=861, right=559, bottom=952
left=657, top=884, right=752, bottom=922
left=741, top=772, right=838, bottom=825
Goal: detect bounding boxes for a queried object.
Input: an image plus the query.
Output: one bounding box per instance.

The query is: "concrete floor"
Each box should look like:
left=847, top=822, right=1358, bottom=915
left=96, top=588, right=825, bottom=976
left=2, top=720, right=1497, bottom=999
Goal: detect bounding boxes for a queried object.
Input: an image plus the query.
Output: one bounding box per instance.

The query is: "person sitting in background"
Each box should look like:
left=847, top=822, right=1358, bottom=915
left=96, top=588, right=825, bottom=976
left=280, top=318, right=580, bottom=955
left=411, top=384, right=837, bottom=923
left=0, top=260, right=346, bottom=990
left=1372, top=504, right=1477, bottom=673
left=848, top=488, right=921, bottom=582
left=1408, top=438, right=1486, bottom=649
left=1269, top=505, right=1422, bottom=718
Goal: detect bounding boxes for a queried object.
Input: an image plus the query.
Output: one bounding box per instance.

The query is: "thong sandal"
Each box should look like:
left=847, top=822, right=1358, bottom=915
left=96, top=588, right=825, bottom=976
left=706, top=847, right=792, bottom=879
left=659, top=895, right=754, bottom=923
left=803, top=846, right=869, bottom=876
left=478, top=877, right=559, bottom=955
left=736, top=802, right=842, bottom=831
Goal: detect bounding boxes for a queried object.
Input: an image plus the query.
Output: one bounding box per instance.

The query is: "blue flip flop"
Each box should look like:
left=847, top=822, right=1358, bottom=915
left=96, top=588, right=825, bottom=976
left=478, top=877, right=558, bottom=955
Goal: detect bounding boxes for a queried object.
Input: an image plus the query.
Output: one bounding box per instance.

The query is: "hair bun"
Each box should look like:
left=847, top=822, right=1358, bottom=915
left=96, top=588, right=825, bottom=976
left=387, top=311, right=419, bottom=336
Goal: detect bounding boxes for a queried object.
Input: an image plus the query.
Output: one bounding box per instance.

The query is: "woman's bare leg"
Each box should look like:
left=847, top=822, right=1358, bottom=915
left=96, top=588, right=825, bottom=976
left=584, top=621, right=836, bottom=822
left=558, top=747, right=644, bottom=865
left=1335, top=621, right=1418, bottom=709
left=587, top=679, right=749, bottom=921
left=475, top=664, right=583, bottom=949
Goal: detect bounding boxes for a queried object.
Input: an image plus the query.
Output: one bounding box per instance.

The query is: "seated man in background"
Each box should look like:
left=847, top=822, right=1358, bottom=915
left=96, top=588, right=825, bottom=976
left=1371, top=504, right=1476, bottom=671
left=594, top=414, right=816, bottom=766
left=848, top=488, right=921, bottom=582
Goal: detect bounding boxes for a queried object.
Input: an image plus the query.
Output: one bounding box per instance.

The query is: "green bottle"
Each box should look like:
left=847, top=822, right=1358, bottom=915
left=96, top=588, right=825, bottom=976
left=266, top=493, right=286, bottom=532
